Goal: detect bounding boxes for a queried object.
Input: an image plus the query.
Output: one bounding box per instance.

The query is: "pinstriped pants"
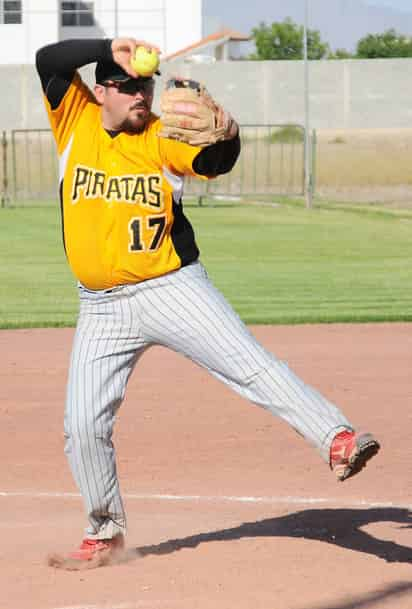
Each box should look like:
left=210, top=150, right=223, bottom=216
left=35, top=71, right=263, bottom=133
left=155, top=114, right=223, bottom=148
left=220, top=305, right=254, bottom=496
left=64, top=261, right=352, bottom=539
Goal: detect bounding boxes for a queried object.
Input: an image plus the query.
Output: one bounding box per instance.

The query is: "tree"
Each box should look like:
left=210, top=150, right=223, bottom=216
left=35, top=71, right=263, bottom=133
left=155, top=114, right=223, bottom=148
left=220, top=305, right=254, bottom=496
left=250, top=18, right=329, bottom=61
left=356, top=29, right=412, bottom=58
left=328, top=48, right=353, bottom=60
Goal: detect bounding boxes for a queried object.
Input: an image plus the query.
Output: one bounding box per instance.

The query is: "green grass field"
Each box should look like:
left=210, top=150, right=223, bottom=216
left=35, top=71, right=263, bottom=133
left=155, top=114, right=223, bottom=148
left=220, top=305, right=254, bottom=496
left=1, top=199, right=412, bottom=328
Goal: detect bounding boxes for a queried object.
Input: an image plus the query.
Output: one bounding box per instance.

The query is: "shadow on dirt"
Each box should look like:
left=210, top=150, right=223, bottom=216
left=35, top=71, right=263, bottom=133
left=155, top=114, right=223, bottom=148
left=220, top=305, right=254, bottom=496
left=300, top=581, right=412, bottom=609
left=130, top=507, right=412, bottom=564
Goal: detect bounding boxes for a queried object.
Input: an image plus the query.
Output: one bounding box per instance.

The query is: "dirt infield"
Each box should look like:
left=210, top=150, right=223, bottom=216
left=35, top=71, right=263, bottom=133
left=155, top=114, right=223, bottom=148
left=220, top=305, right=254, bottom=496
left=0, top=323, right=411, bottom=609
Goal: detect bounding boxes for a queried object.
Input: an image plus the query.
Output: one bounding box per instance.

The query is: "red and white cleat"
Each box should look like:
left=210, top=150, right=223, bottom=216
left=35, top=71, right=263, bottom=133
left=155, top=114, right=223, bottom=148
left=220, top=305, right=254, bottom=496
left=330, top=430, right=380, bottom=482
left=48, top=534, right=125, bottom=570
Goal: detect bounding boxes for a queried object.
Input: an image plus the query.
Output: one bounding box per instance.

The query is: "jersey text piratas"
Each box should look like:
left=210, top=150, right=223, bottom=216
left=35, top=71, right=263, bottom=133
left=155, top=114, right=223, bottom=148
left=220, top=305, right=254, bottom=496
left=72, top=165, right=164, bottom=209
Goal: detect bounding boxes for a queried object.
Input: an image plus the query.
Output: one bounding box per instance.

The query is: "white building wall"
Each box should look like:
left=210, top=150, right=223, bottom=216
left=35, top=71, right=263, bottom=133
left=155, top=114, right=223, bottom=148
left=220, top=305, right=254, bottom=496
left=164, top=0, right=202, bottom=56
left=0, top=0, right=202, bottom=64
left=113, top=0, right=166, bottom=45
left=27, top=1, right=59, bottom=62
left=0, top=0, right=58, bottom=64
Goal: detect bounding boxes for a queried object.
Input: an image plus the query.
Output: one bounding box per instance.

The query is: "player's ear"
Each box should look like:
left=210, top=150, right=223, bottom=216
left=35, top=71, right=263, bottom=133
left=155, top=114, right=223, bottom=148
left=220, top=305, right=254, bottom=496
left=94, top=84, right=105, bottom=104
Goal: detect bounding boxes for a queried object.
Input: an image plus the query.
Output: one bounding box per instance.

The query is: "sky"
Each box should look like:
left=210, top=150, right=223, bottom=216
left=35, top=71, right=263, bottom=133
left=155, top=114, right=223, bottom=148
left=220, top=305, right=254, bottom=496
left=365, top=0, right=412, bottom=11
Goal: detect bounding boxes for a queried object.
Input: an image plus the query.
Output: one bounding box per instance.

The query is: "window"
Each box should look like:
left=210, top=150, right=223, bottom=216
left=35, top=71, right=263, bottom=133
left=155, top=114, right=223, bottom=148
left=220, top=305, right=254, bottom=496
left=0, top=1, right=22, bottom=24
left=61, top=1, right=94, bottom=27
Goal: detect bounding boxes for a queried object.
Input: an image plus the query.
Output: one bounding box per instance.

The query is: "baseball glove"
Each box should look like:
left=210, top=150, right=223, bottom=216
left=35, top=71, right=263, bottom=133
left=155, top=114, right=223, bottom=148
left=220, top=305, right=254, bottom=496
left=158, top=78, right=236, bottom=147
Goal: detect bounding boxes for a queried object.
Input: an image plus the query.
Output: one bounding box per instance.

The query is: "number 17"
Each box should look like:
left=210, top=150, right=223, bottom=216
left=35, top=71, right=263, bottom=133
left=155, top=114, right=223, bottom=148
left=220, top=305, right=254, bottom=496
left=128, top=214, right=166, bottom=252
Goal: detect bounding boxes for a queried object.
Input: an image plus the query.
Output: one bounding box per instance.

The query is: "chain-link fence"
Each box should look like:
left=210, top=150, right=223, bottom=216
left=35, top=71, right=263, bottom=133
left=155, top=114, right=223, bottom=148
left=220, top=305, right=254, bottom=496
left=0, top=124, right=305, bottom=206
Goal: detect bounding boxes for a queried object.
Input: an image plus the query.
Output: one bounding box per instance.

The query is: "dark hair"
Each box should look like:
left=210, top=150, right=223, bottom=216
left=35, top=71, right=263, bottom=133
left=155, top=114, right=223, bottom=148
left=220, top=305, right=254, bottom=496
left=95, top=60, right=159, bottom=84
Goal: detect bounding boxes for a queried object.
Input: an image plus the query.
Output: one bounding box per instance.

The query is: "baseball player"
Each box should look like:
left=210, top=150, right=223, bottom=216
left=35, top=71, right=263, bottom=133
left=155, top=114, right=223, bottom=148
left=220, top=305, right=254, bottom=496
left=35, top=37, right=380, bottom=569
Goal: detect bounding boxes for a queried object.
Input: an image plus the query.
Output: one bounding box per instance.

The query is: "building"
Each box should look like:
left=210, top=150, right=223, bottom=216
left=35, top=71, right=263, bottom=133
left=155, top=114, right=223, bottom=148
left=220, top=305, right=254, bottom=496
left=163, top=28, right=250, bottom=64
left=0, top=0, right=202, bottom=64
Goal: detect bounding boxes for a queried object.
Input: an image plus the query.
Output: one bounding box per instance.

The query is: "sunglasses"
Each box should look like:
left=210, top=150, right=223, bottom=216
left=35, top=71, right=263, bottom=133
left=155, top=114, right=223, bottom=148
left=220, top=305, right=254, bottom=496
left=103, top=79, right=155, bottom=95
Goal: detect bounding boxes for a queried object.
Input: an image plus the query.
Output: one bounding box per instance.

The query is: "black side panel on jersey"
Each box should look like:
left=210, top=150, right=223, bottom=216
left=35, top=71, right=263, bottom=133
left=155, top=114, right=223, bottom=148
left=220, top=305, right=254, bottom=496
left=59, top=180, right=67, bottom=257
left=170, top=200, right=199, bottom=266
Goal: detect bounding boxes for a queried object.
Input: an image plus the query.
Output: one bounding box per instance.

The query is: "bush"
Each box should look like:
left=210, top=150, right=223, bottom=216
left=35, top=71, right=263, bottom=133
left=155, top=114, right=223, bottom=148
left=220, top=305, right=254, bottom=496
left=329, top=136, right=346, bottom=144
left=266, top=125, right=304, bottom=144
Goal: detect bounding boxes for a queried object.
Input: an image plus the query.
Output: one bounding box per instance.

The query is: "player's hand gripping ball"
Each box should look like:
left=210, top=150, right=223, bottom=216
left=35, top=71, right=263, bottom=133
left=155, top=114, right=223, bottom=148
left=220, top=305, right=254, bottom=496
left=131, top=46, right=160, bottom=77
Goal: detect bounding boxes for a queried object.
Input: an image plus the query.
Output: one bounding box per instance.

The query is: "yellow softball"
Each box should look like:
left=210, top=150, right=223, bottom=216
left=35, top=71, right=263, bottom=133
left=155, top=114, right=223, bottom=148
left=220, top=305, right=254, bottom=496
left=130, top=46, right=160, bottom=77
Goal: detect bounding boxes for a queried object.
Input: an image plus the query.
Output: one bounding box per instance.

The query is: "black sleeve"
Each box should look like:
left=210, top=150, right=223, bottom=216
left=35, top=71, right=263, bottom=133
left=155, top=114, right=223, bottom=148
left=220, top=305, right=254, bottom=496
left=35, top=38, right=113, bottom=110
left=192, top=133, right=241, bottom=177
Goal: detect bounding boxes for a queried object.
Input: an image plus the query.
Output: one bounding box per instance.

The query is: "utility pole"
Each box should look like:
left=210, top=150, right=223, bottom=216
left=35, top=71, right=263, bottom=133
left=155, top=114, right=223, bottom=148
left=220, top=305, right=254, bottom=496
left=114, top=0, right=119, bottom=37
left=303, top=0, right=313, bottom=209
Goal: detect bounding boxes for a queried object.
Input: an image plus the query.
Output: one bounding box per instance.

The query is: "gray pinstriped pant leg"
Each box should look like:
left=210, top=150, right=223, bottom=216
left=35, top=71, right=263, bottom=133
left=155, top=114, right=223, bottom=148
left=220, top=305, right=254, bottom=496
left=137, top=261, right=352, bottom=463
left=65, top=261, right=352, bottom=540
left=64, top=286, right=148, bottom=540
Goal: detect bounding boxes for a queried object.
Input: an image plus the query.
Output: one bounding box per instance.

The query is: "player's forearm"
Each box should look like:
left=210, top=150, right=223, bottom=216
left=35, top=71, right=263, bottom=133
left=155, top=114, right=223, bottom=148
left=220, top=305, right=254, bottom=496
left=36, top=38, right=112, bottom=94
left=192, top=133, right=241, bottom=176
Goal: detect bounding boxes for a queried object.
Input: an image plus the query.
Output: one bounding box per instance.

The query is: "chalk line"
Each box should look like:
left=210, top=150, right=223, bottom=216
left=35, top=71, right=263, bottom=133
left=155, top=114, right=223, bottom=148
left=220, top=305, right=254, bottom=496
left=0, top=490, right=410, bottom=509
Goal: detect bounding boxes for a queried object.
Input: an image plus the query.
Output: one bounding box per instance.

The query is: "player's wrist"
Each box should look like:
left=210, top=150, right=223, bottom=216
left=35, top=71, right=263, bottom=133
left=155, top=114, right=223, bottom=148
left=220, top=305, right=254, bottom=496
left=218, top=106, right=238, bottom=141
left=224, top=114, right=239, bottom=140
left=103, top=38, right=114, bottom=61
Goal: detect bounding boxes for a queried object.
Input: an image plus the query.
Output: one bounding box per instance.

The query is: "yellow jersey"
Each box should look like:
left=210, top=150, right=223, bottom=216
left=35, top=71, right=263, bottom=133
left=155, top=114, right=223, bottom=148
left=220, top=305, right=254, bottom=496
left=44, top=73, right=208, bottom=290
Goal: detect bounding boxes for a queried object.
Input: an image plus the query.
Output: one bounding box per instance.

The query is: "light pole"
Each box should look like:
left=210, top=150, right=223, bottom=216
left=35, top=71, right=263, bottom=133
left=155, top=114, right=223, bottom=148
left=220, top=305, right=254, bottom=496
left=303, top=0, right=313, bottom=209
left=114, top=0, right=119, bottom=37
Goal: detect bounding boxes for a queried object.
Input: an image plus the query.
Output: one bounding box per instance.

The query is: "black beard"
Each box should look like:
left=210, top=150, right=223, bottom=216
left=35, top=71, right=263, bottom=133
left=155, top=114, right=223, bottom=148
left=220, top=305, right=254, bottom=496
left=121, top=115, right=149, bottom=134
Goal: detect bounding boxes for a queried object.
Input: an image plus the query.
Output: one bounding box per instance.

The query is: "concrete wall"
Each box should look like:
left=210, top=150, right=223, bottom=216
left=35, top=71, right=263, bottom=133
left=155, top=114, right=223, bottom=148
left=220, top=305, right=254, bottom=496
left=167, top=58, right=412, bottom=130
left=1, top=57, right=412, bottom=131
